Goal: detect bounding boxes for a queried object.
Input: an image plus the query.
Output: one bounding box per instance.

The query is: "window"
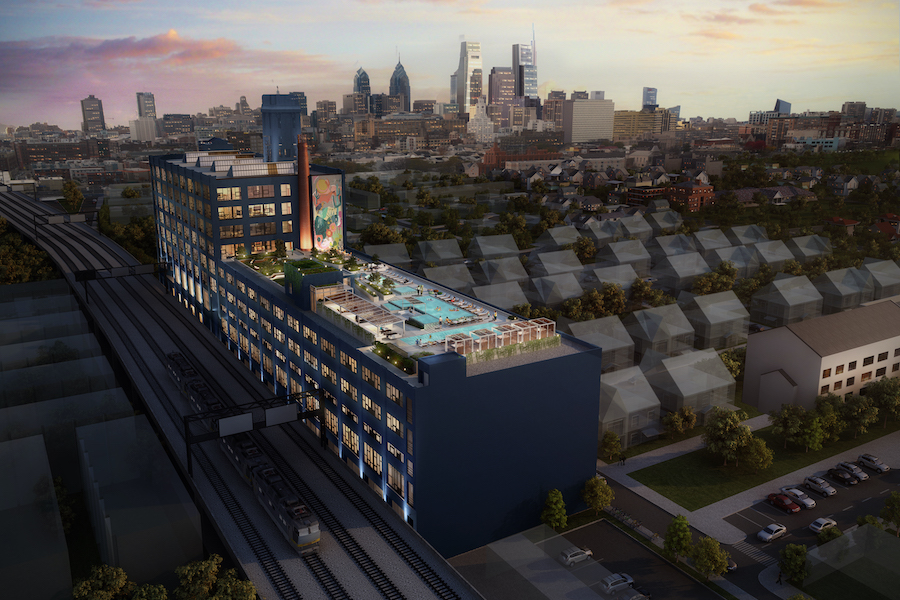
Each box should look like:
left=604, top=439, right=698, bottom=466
left=341, top=404, right=358, bottom=423
left=249, top=222, right=276, bottom=236
left=280, top=183, right=291, bottom=196
left=894, top=363, right=900, bottom=373
left=833, top=380, right=843, bottom=391
left=835, top=365, right=844, bottom=375
left=386, top=383, right=402, bottom=406
left=846, top=376, right=855, bottom=386
left=342, top=424, right=358, bottom=455
left=274, top=328, right=285, bottom=343
left=260, top=297, right=270, bottom=311
left=321, top=339, right=336, bottom=358
left=281, top=201, right=292, bottom=214
left=261, top=318, right=272, bottom=334
left=406, top=396, right=413, bottom=424
left=821, top=385, right=829, bottom=394
left=822, top=368, right=831, bottom=379
left=321, top=363, right=337, bottom=385
left=878, top=352, right=888, bottom=362
left=288, top=338, right=300, bottom=355
left=217, top=206, right=243, bottom=220
left=362, top=395, right=382, bottom=420
left=303, top=325, right=317, bottom=344
left=861, top=372, right=872, bottom=383
left=863, top=356, right=874, bottom=366
left=407, top=482, right=414, bottom=507
left=387, top=414, right=402, bottom=436
left=303, top=350, right=318, bottom=370
left=324, top=409, right=338, bottom=434
left=364, top=443, right=382, bottom=475
left=216, top=187, right=241, bottom=201
left=631, top=415, right=640, bottom=428
left=407, top=459, right=413, bottom=477
left=282, top=221, right=293, bottom=234
left=848, top=361, right=857, bottom=371
left=895, top=348, right=900, bottom=357
left=388, top=464, right=403, bottom=496
left=274, top=306, right=284, bottom=321
left=362, top=366, right=381, bottom=391
left=247, top=185, right=275, bottom=199
left=287, top=315, right=299, bottom=332
left=247, top=203, right=276, bottom=217
left=219, top=225, right=244, bottom=239
left=407, top=429, right=413, bottom=456
left=387, top=442, right=403, bottom=463
left=340, top=351, right=358, bottom=373
left=363, top=422, right=382, bottom=443
left=876, top=367, right=887, bottom=377
left=341, top=379, right=357, bottom=402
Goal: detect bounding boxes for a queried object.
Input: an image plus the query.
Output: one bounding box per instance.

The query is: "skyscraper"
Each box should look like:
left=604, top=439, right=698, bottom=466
left=488, top=67, right=515, bottom=128
left=81, top=95, right=106, bottom=135
left=512, top=43, right=538, bottom=98
left=353, top=68, right=370, bottom=96
left=389, top=61, right=411, bottom=112
left=261, top=93, right=307, bottom=161
left=642, top=87, right=658, bottom=109
left=562, top=99, right=615, bottom=144
left=136, top=92, right=157, bottom=119
left=455, top=41, right=483, bottom=117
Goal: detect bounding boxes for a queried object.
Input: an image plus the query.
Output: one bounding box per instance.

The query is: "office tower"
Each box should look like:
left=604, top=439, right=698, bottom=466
left=389, top=61, right=411, bottom=112
left=547, top=91, right=566, bottom=101
left=667, top=105, right=681, bottom=119
left=161, top=114, right=193, bottom=136
left=642, top=87, right=658, bottom=109
left=136, top=92, right=157, bottom=119
left=841, top=101, right=866, bottom=120
left=571, top=91, right=588, bottom=100
left=774, top=99, right=792, bottom=114
left=449, top=72, right=457, bottom=104
left=262, top=93, right=308, bottom=161
left=590, top=91, right=605, bottom=100
left=488, top=67, right=515, bottom=127
left=354, top=68, right=371, bottom=96
left=237, top=96, right=252, bottom=115
left=543, top=98, right=565, bottom=129
left=512, top=43, right=538, bottom=98
left=562, top=99, right=615, bottom=143
left=129, top=117, right=157, bottom=142
left=316, top=100, right=337, bottom=122
left=412, top=100, right=436, bottom=114
left=342, top=93, right=367, bottom=115
left=455, top=41, right=483, bottom=117
left=81, top=95, right=106, bottom=135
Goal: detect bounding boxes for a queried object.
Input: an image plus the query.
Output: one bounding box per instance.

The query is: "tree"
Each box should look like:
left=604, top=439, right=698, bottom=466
left=359, top=222, right=404, bottom=246
left=865, top=376, right=900, bottom=428
left=663, top=406, right=696, bottom=438
left=61, top=180, right=85, bottom=213
left=691, top=536, right=730, bottom=580
left=73, top=564, right=134, bottom=600
left=664, top=515, right=692, bottom=561
left=121, top=186, right=141, bottom=199
left=778, top=544, right=808, bottom=585
left=564, top=236, right=598, bottom=263
left=601, top=430, right=621, bottom=461
left=770, top=404, right=805, bottom=449
left=817, top=527, right=843, bottom=545
left=691, top=261, right=737, bottom=295
left=841, top=394, right=879, bottom=439
left=857, top=514, right=884, bottom=530
left=795, top=411, right=825, bottom=452
left=741, top=435, right=773, bottom=473
left=702, top=407, right=751, bottom=466
left=581, top=476, right=614, bottom=515
left=814, top=394, right=846, bottom=443
left=540, top=489, right=567, bottom=530
left=174, top=554, right=255, bottom=600
left=719, top=348, right=746, bottom=380
left=880, top=491, right=900, bottom=536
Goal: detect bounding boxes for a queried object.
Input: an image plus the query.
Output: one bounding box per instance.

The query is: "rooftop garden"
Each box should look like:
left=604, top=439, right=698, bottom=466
left=239, top=254, right=288, bottom=277
left=289, top=258, right=338, bottom=276
left=312, top=247, right=364, bottom=271
left=372, top=341, right=416, bottom=375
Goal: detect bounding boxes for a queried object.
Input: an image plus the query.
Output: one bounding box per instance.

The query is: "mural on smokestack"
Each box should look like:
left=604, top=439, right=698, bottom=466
left=312, top=174, right=343, bottom=252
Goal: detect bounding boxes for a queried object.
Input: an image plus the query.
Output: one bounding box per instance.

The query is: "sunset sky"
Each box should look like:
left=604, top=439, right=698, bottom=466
left=1, top=0, right=897, bottom=130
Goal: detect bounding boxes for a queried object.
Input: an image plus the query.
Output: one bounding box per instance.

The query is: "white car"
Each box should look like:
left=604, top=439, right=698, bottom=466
left=780, top=487, right=817, bottom=509
left=858, top=453, right=891, bottom=474
left=804, top=475, right=837, bottom=497
left=837, top=461, right=869, bottom=481
left=757, top=523, right=787, bottom=543
left=809, top=517, right=837, bottom=534
left=559, top=546, right=593, bottom=567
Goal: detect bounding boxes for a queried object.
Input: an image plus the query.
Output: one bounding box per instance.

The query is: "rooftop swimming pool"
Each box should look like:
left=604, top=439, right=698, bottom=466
left=394, top=285, right=417, bottom=295
left=401, top=322, right=500, bottom=346
left=385, top=295, right=475, bottom=321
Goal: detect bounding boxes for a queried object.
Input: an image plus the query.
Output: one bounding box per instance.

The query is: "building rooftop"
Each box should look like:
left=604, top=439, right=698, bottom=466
left=785, top=300, right=900, bottom=357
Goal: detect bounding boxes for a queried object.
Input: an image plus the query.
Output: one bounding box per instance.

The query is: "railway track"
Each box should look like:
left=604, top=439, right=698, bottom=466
left=0, top=190, right=469, bottom=600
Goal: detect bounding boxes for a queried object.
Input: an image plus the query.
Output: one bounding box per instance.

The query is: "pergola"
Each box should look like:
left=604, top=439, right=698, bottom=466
left=321, top=288, right=406, bottom=335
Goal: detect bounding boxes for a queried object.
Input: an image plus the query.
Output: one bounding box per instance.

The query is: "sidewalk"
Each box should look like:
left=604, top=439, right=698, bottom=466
left=600, top=414, right=900, bottom=595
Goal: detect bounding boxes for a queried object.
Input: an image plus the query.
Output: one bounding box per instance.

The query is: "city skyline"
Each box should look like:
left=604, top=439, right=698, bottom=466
left=0, top=0, right=897, bottom=130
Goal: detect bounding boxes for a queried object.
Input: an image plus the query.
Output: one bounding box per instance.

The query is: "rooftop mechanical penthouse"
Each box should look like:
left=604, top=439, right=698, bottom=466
left=150, top=146, right=601, bottom=557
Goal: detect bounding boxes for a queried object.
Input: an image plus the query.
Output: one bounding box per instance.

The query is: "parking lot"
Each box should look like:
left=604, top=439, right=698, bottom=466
left=543, top=520, right=721, bottom=600
left=725, top=465, right=900, bottom=561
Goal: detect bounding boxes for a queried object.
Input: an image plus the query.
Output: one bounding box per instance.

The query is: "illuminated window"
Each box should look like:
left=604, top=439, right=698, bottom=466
left=362, top=395, right=382, bottom=420
left=274, top=328, right=285, bottom=343
left=387, top=464, right=403, bottom=496
left=303, top=325, right=317, bottom=344
left=861, top=372, right=872, bottom=383
left=248, top=203, right=276, bottom=217
left=281, top=201, right=292, bottom=214
left=835, top=365, right=844, bottom=375
left=321, top=363, right=337, bottom=385
left=363, top=422, right=382, bottom=443
left=321, top=339, right=336, bottom=358
left=218, top=206, right=243, bottom=220
left=833, top=380, right=842, bottom=391
left=324, top=409, right=337, bottom=434
left=387, top=442, right=403, bottom=462
left=303, top=350, right=318, bottom=370
left=822, top=368, right=831, bottom=379
left=247, top=185, right=275, bottom=199
left=280, top=184, right=291, bottom=196
left=340, top=379, right=357, bottom=401
left=387, top=414, right=402, bottom=436
left=341, top=405, right=358, bottom=423
left=287, top=315, right=299, bottom=332
left=362, top=366, right=381, bottom=391
left=364, top=443, right=382, bottom=475
left=340, top=352, right=358, bottom=373
left=386, top=383, right=402, bottom=406
left=274, top=306, right=285, bottom=321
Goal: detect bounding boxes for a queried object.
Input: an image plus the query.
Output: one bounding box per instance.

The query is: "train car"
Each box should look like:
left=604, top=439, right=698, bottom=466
left=186, top=380, right=223, bottom=431
left=221, top=433, right=320, bottom=554
left=166, top=352, right=199, bottom=392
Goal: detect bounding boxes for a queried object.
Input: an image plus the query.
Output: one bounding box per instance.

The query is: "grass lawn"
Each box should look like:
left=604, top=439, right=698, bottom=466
left=630, top=420, right=900, bottom=511
left=803, top=557, right=898, bottom=600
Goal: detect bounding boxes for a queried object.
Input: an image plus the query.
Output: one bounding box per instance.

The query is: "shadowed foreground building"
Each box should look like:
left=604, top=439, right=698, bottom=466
left=150, top=149, right=602, bottom=557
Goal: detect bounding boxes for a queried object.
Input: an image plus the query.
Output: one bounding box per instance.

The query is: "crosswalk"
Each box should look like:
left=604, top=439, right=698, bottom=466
left=732, top=540, right=778, bottom=567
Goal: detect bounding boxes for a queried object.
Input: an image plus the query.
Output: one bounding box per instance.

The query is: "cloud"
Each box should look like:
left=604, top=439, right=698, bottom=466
left=748, top=2, right=784, bottom=12
left=690, top=29, right=744, bottom=40
left=773, top=0, right=843, bottom=6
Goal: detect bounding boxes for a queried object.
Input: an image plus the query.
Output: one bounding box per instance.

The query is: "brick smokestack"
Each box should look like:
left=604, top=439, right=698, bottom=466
left=297, top=135, right=313, bottom=251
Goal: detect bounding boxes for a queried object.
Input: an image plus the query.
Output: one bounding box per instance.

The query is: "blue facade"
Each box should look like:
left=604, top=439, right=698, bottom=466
left=150, top=151, right=603, bottom=557
left=262, top=93, right=308, bottom=162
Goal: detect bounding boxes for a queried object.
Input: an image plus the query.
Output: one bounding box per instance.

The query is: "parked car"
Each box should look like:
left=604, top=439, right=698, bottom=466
left=558, top=546, right=593, bottom=567
left=768, top=493, right=801, bottom=514
left=804, top=475, right=837, bottom=496
left=827, top=468, right=858, bottom=486
left=858, top=453, right=890, bottom=473
left=779, top=487, right=817, bottom=509
left=632, top=584, right=653, bottom=599
left=809, top=517, right=838, bottom=534
left=757, top=523, right=787, bottom=543
left=837, top=461, right=869, bottom=481
left=601, top=573, right=634, bottom=594
left=726, top=558, right=738, bottom=573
